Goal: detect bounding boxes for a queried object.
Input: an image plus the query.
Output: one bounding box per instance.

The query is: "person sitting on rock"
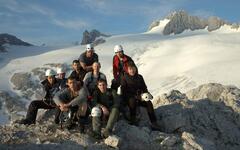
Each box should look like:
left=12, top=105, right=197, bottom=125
left=111, top=44, right=136, bottom=91
left=69, top=60, right=86, bottom=86
left=90, top=79, right=121, bottom=139
left=17, top=69, right=61, bottom=125
left=78, top=44, right=99, bottom=73
left=53, top=76, right=88, bottom=132
left=83, top=62, right=107, bottom=96
left=120, top=63, right=161, bottom=131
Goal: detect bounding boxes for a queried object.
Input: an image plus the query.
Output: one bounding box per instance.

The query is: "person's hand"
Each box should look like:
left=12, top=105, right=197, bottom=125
left=100, top=105, right=109, bottom=116
left=59, top=103, right=69, bottom=112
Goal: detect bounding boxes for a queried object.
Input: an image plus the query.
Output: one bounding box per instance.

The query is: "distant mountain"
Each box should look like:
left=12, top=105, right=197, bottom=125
left=148, top=10, right=239, bottom=35
left=81, top=29, right=111, bottom=46
left=0, top=33, right=32, bottom=52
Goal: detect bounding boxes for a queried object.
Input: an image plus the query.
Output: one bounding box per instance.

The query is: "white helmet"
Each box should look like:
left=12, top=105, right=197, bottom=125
left=91, top=107, right=102, bottom=117
left=86, top=44, right=94, bottom=51
left=141, top=93, right=153, bottom=101
left=45, top=69, right=56, bottom=76
left=57, top=67, right=65, bottom=74
left=114, top=45, right=123, bottom=53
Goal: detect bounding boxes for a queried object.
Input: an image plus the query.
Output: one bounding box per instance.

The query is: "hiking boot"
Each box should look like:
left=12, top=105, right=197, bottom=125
left=89, top=131, right=102, bottom=140
left=79, top=124, right=85, bottom=133
left=66, top=119, right=75, bottom=130
left=15, top=119, right=34, bottom=125
left=102, top=128, right=111, bottom=138
left=151, top=122, right=163, bottom=131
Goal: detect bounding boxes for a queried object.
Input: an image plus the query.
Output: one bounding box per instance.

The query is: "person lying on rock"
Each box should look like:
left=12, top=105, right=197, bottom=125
left=90, top=79, right=121, bottom=139
left=53, top=77, right=88, bottom=133
left=120, top=63, right=162, bottom=131
left=17, top=69, right=61, bottom=125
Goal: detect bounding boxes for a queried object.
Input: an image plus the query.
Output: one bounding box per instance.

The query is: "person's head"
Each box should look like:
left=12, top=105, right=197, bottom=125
left=97, top=79, right=107, bottom=93
left=57, top=67, right=66, bottom=79
left=45, top=69, right=56, bottom=85
left=72, top=60, right=81, bottom=71
left=114, top=45, right=124, bottom=58
left=86, top=44, right=94, bottom=57
left=92, top=62, right=101, bottom=72
left=67, top=77, right=77, bottom=91
left=127, top=63, right=137, bottom=76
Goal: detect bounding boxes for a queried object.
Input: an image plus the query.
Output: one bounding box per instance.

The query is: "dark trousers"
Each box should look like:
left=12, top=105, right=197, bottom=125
left=128, top=97, right=157, bottom=123
left=25, top=100, right=55, bottom=123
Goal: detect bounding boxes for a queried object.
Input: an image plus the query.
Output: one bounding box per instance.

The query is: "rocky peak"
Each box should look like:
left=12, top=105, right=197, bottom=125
left=81, top=29, right=111, bottom=46
left=0, top=33, right=32, bottom=52
left=148, top=10, right=236, bottom=35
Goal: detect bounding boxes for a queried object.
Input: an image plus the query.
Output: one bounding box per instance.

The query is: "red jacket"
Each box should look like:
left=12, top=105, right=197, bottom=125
left=113, top=54, right=134, bottom=79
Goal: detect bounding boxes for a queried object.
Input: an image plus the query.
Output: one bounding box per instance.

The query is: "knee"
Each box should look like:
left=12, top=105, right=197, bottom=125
left=91, top=106, right=102, bottom=117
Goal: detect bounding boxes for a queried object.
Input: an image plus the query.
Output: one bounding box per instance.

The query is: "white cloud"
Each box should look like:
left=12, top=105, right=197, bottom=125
left=53, top=19, right=89, bottom=30
left=76, top=0, right=188, bottom=18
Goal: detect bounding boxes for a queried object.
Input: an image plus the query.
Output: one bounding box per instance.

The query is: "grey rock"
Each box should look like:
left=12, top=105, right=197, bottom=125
left=207, top=16, right=225, bottom=31
left=149, top=10, right=231, bottom=35
left=81, top=29, right=111, bottom=46
left=0, top=91, right=26, bottom=113
left=0, top=33, right=32, bottom=52
left=104, top=135, right=121, bottom=148
left=231, top=23, right=240, bottom=29
left=148, top=20, right=160, bottom=31
left=162, top=10, right=207, bottom=35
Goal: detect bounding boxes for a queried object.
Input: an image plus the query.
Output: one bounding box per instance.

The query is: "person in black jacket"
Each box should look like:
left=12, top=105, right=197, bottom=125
left=17, top=69, right=61, bottom=125
left=121, top=63, right=161, bottom=130
left=69, top=60, right=86, bottom=84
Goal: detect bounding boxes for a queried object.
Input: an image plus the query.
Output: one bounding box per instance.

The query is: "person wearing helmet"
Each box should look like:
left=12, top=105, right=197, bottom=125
left=56, top=67, right=68, bottom=89
left=54, top=76, right=88, bottom=132
left=90, top=79, right=121, bottom=139
left=83, top=62, right=107, bottom=96
left=120, top=63, right=161, bottom=131
left=111, top=44, right=136, bottom=91
left=16, top=69, right=61, bottom=125
left=78, top=44, right=99, bottom=72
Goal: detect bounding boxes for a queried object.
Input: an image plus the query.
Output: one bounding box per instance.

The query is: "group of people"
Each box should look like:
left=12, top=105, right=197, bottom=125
left=17, top=44, right=161, bottom=139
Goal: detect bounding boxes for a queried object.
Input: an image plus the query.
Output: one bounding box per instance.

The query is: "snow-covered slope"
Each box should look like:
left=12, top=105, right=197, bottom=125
left=0, top=24, right=240, bottom=124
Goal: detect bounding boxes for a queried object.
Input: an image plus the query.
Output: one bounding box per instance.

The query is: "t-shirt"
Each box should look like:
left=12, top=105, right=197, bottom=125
left=78, top=52, right=98, bottom=66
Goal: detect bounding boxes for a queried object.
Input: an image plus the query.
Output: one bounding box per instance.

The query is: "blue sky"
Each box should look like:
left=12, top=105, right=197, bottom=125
left=0, top=0, right=239, bottom=46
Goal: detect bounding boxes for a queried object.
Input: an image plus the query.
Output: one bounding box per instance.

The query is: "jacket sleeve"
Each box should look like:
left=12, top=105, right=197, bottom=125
left=120, top=75, right=127, bottom=98
left=53, top=89, right=69, bottom=105
left=139, top=75, right=148, bottom=93
left=91, top=90, right=98, bottom=107
left=112, top=90, right=121, bottom=108
left=69, top=85, right=88, bottom=106
left=113, top=56, right=118, bottom=79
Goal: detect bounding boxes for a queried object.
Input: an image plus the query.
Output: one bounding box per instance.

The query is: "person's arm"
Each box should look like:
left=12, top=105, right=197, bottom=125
left=139, top=75, right=148, bottom=93
left=113, top=56, right=118, bottom=79
left=112, top=90, right=121, bottom=108
left=68, top=85, right=88, bottom=106
left=120, top=75, right=127, bottom=97
left=80, top=61, right=93, bottom=72
left=53, top=89, right=69, bottom=106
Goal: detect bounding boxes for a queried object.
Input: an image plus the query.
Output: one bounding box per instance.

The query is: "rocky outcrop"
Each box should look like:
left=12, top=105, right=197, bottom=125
left=81, top=29, right=110, bottom=46
left=149, top=10, right=233, bottom=35
left=154, top=84, right=240, bottom=150
left=207, top=16, right=225, bottom=31
left=163, top=10, right=207, bottom=35
left=148, top=20, right=160, bottom=31
left=1, top=83, right=240, bottom=149
left=0, top=33, right=32, bottom=52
